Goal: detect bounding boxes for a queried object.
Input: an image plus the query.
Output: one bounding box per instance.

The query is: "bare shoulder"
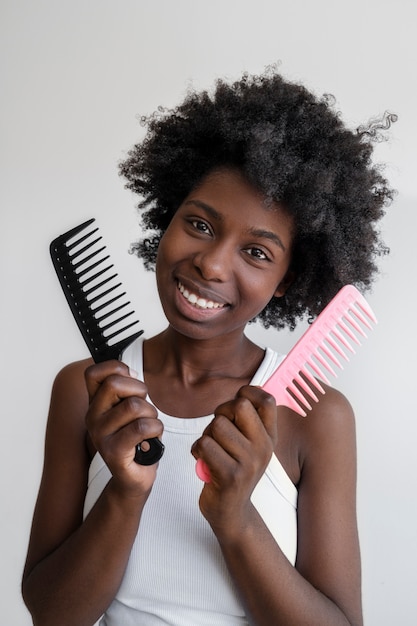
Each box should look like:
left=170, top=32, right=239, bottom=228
left=23, top=358, right=93, bottom=580
left=298, top=384, right=356, bottom=469
left=276, top=384, right=356, bottom=486
left=45, top=358, right=94, bottom=455
left=51, top=357, right=93, bottom=407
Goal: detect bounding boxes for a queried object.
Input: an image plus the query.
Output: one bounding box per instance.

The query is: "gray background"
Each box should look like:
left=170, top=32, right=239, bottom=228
left=2, top=1, right=416, bottom=623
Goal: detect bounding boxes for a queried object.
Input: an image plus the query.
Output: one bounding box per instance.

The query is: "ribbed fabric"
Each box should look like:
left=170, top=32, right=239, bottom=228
left=83, top=339, right=298, bottom=625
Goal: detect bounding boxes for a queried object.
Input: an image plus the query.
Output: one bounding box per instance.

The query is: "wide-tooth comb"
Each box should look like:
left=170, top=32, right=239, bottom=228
left=195, top=284, right=376, bottom=482
left=50, top=218, right=164, bottom=466
left=261, top=284, right=377, bottom=416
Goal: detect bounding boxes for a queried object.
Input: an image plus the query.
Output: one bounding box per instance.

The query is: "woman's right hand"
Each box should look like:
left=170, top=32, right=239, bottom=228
left=84, top=360, right=163, bottom=495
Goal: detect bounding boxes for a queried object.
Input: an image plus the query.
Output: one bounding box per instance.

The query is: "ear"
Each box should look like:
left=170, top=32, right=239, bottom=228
left=273, top=269, right=295, bottom=298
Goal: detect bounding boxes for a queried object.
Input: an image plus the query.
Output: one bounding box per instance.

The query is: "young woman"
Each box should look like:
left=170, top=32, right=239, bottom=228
left=22, top=70, right=395, bottom=625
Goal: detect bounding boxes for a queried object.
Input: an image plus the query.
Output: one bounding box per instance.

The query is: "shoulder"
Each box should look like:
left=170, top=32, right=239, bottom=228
left=49, top=358, right=93, bottom=419
left=297, top=384, right=356, bottom=472
left=275, top=383, right=356, bottom=486
left=41, top=357, right=95, bottom=516
left=46, top=358, right=94, bottom=459
left=294, top=383, right=359, bottom=519
left=52, top=357, right=93, bottom=391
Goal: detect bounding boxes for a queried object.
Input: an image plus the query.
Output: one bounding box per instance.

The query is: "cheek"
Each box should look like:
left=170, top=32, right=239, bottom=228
left=155, top=230, right=177, bottom=270
left=155, top=227, right=188, bottom=289
left=238, top=273, right=278, bottom=313
left=157, top=221, right=186, bottom=259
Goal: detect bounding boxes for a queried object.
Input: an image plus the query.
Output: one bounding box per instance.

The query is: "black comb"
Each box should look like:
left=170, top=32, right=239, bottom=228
left=50, top=218, right=164, bottom=466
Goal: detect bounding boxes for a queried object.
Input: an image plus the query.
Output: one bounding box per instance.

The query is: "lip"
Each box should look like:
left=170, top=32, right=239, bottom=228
left=174, top=278, right=230, bottom=319
left=176, top=278, right=230, bottom=308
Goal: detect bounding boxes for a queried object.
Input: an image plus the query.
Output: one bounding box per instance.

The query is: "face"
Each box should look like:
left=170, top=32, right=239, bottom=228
left=156, top=168, right=294, bottom=341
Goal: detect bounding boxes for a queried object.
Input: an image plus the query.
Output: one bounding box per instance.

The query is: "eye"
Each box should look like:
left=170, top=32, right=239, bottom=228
left=244, top=247, right=270, bottom=261
left=190, top=219, right=212, bottom=235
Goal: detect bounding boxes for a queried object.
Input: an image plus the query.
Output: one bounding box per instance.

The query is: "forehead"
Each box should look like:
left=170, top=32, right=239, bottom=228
left=183, top=167, right=294, bottom=240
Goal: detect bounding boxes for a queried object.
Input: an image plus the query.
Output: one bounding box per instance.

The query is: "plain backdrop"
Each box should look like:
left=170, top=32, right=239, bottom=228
left=1, top=1, right=416, bottom=624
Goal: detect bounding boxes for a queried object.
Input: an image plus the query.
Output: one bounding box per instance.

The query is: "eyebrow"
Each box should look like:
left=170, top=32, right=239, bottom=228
left=184, top=199, right=287, bottom=251
left=184, top=200, right=223, bottom=221
left=248, top=227, right=287, bottom=251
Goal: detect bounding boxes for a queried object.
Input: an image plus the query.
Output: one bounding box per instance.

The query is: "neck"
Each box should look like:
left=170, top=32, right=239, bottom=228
left=144, top=326, right=263, bottom=386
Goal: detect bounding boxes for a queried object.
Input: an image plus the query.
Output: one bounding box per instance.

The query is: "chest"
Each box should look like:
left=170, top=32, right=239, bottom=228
left=146, top=372, right=253, bottom=418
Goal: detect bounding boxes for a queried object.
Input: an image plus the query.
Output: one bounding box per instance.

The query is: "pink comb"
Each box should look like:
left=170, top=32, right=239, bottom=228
left=196, top=284, right=377, bottom=482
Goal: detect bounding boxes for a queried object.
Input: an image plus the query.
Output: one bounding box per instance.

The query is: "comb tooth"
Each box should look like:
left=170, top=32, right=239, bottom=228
left=69, top=236, right=103, bottom=260
left=287, top=381, right=313, bottom=411
left=95, top=301, right=129, bottom=323
left=305, top=357, right=331, bottom=385
left=105, top=319, right=140, bottom=342
left=326, top=334, right=350, bottom=361
left=80, top=265, right=115, bottom=288
left=293, top=373, right=320, bottom=402
left=73, top=248, right=108, bottom=272
left=320, top=342, right=343, bottom=369
left=338, top=319, right=362, bottom=345
left=332, top=326, right=355, bottom=353
left=344, top=312, right=367, bottom=338
left=87, top=283, right=122, bottom=306
left=350, top=304, right=373, bottom=330
left=356, top=296, right=377, bottom=324
left=66, top=226, right=99, bottom=251
left=85, top=316, right=137, bottom=346
left=91, top=291, right=125, bottom=313
left=313, top=349, right=337, bottom=377
left=76, top=255, right=111, bottom=279
left=100, top=310, right=134, bottom=333
left=299, top=365, right=326, bottom=395
left=284, top=389, right=308, bottom=417
left=83, top=274, right=118, bottom=297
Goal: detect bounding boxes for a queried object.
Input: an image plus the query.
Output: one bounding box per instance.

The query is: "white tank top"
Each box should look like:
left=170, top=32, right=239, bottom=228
left=84, top=339, right=298, bottom=625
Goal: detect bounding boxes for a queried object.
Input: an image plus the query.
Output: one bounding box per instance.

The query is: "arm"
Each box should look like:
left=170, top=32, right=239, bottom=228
left=192, top=386, right=362, bottom=626
left=22, top=360, right=163, bottom=626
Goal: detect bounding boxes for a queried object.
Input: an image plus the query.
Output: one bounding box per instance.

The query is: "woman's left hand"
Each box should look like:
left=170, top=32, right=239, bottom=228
left=191, top=385, right=278, bottom=532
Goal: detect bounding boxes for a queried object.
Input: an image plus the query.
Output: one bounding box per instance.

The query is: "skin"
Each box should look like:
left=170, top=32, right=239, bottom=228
left=22, top=168, right=362, bottom=626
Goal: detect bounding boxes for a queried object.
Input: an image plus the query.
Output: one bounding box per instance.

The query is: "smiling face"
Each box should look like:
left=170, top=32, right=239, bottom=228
left=155, top=168, right=294, bottom=342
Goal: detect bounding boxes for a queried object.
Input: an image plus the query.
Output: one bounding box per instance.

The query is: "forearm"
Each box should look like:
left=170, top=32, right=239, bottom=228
left=215, top=505, right=360, bottom=626
left=23, top=479, right=147, bottom=626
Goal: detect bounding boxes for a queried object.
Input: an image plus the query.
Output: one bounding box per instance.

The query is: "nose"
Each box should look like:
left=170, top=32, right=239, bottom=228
left=192, top=242, right=232, bottom=282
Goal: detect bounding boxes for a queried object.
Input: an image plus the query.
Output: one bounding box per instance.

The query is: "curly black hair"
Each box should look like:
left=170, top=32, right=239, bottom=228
left=119, top=69, right=396, bottom=330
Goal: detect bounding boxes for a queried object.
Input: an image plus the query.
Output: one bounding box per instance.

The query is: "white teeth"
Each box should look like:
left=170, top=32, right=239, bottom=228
left=178, top=282, right=224, bottom=310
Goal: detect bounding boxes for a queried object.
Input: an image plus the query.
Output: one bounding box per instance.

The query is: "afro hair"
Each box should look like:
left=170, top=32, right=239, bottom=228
left=119, top=69, right=396, bottom=330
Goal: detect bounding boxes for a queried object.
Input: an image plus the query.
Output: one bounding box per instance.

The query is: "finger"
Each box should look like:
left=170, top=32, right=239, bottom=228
left=86, top=395, right=158, bottom=440
left=213, top=395, right=268, bottom=446
left=215, top=385, right=277, bottom=432
left=192, top=433, right=237, bottom=483
left=87, top=371, right=149, bottom=416
left=84, top=360, right=142, bottom=400
left=209, top=412, right=250, bottom=456
left=235, top=385, right=279, bottom=443
left=193, top=388, right=279, bottom=484
left=193, top=410, right=254, bottom=473
left=208, top=390, right=277, bottom=468
left=199, top=393, right=271, bottom=462
left=101, top=416, right=164, bottom=467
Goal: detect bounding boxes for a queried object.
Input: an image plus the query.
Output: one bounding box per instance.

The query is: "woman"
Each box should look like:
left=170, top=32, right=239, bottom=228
left=22, top=69, right=395, bottom=625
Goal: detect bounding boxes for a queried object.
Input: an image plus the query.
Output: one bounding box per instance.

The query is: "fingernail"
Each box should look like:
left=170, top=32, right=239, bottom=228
left=129, top=368, right=139, bottom=379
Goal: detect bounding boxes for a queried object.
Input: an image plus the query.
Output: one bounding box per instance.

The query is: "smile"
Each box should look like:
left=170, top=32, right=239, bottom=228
left=177, top=281, right=226, bottom=310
